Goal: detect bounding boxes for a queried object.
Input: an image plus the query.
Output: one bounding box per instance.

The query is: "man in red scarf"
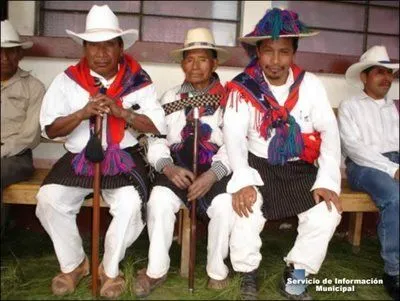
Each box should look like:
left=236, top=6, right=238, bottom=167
left=35, top=5, right=165, bottom=299
left=223, top=8, right=342, bottom=300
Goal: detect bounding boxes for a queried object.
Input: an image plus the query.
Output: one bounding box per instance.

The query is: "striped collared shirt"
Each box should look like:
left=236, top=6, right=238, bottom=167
left=338, top=91, right=399, bottom=177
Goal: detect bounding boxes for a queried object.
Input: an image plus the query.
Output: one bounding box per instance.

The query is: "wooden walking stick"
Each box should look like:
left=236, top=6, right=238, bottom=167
left=189, top=107, right=200, bottom=293
left=91, top=113, right=103, bottom=296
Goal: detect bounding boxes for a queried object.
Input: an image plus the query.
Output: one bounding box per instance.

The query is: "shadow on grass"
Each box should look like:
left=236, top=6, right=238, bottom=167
left=0, top=226, right=392, bottom=300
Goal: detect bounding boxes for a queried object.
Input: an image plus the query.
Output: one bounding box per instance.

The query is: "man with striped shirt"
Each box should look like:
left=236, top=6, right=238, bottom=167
left=338, top=45, right=399, bottom=300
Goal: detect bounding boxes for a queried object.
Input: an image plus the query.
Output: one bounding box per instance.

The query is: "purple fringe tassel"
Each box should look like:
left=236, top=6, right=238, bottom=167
left=101, top=144, right=135, bottom=176
left=72, top=144, right=135, bottom=176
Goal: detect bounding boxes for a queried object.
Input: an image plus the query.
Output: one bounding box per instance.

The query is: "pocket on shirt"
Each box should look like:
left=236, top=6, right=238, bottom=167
left=7, top=95, right=28, bottom=111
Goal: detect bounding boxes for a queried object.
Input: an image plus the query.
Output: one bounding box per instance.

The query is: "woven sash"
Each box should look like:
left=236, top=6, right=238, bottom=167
left=162, top=94, right=221, bottom=115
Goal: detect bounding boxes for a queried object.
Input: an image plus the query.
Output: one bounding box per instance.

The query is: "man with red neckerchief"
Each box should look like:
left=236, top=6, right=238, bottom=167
left=35, top=5, right=165, bottom=299
left=223, top=8, right=342, bottom=300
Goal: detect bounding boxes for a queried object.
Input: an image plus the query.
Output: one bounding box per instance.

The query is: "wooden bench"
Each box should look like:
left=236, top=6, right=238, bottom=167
left=2, top=168, right=191, bottom=277
left=340, top=179, right=378, bottom=252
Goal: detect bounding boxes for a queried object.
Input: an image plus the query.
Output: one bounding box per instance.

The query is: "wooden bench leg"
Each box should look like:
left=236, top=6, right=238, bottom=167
left=348, top=212, right=363, bottom=253
left=180, top=207, right=190, bottom=278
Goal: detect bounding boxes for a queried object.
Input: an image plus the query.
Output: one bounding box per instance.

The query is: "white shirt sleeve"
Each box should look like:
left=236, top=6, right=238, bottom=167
left=146, top=88, right=171, bottom=169
left=308, top=76, right=342, bottom=195
left=39, top=73, right=75, bottom=139
left=338, top=100, right=398, bottom=178
left=223, top=91, right=264, bottom=193
left=123, top=83, right=166, bottom=135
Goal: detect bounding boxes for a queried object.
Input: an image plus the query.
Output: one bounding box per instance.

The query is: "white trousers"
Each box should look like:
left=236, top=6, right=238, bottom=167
left=284, top=201, right=342, bottom=275
left=36, top=184, right=144, bottom=278
left=146, top=186, right=266, bottom=280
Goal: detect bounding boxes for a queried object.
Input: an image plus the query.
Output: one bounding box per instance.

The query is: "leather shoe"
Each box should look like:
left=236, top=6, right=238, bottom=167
left=240, top=269, right=258, bottom=300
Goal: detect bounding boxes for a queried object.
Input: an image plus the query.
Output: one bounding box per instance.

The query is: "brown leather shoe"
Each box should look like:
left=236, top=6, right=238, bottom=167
left=98, top=264, right=126, bottom=299
left=134, top=268, right=167, bottom=298
left=207, top=277, right=229, bottom=290
left=51, top=256, right=90, bottom=296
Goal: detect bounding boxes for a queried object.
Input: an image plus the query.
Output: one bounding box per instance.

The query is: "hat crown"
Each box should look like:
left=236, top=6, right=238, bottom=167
left=85, top=5, right=121, bottom=33
left=184, top=28, right=216, bottom=46
left=359, top=45, right=390, bottom=63
left=1, top=20, right=21, bottom=43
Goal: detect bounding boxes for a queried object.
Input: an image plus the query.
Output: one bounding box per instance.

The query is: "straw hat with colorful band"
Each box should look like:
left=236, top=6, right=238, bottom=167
left=1, top=20, right=33, bottom=49
left=66, top=5, right=138, bottom=50
left=345, top=45, right=399, bottom=88
left=170, top=27, right=230, bottom=64
left=238, top=8, right=319, bottom=57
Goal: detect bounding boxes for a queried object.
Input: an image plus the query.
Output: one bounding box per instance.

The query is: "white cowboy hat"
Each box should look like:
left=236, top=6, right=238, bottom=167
left=345, top=45, right=399, bottom=87
left=66, top=5, right=138, bottom=50
left=1, top=20, right=33, bottom=49
left=170, top=27, right=230, bottom=64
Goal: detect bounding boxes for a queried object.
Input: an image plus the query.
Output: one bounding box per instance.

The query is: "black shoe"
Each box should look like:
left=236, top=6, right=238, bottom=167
left=383, top=273, right=399, bottom=300
left=240, top=269, right=258, bottom=300
left=279, top=264, right=312, bottom=300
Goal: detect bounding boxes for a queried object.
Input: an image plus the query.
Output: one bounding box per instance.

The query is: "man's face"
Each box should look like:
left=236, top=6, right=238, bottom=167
left=181, top=49, right=217, bottom=90
left=1, top=47, right=22, bottom=81
left=84, top=38, right=123, bottom=79
left=256, top=38, right=295, bottom=86
left=361, top=66, right=394, bottom=100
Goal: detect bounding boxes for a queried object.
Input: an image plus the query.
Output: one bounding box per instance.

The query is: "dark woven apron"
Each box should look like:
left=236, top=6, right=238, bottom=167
left=248, top=152, right=317, bottom=220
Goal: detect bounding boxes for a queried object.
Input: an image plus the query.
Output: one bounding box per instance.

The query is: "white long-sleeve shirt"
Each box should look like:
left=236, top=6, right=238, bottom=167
left=338, top=92, right=399, bottom=178
left=147, top=85, right=231, bottom=176
left=223, top=69, right=341, bottom=195
left=40, top=70, right=166, bottom=153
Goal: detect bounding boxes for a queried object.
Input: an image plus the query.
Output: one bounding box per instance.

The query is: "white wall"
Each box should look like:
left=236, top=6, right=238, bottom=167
left=20, top=57, right=399, bottom=109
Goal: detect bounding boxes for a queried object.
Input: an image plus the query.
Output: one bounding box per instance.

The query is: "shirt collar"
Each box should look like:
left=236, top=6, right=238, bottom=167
left=178, top=72, right=219, bottom=95
left=358, top=90, right=393, bottom=106
left=89, top=65, right=119, bottom=89
left=1, top=68, right=30, bottom=90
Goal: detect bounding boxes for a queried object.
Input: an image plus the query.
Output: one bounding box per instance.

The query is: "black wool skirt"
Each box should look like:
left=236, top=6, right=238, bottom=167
left=42, top=145, right=150, bottom=203
left=248, top=152, right=317, bottom=220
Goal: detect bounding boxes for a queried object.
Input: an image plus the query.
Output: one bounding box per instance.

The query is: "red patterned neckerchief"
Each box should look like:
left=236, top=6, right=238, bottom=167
left=225, top=60, right=321, bottom=165
left=65, top=54, right=152, bottom=176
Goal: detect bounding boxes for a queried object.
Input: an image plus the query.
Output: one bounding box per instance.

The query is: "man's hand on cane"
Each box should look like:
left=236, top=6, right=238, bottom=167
left=163, top=164, right=195, bottom=190
left=76, top=96, right=110, bottom=120
left=187, top=170, right=217, bottom=202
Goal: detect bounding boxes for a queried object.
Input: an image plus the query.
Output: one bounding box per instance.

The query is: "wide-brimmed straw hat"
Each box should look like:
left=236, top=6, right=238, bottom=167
left=345, top=45, right=399, bottom=87
left=239, top=8, right=318, bottom=57
left=66, top=5, right=138, bottom=50
left=170, top=27, right=230, bottom=64
left=1, top=20, right=33, bottom=49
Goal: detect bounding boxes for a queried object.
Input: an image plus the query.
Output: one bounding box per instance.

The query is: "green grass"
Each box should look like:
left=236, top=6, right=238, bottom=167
left=1, top=225, right=392, bottom=300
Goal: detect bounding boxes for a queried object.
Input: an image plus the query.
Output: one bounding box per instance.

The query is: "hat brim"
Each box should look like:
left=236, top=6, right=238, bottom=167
left=345, top=61, right=399, bottom=87
left=170, top=45, right=230, bottom=64
left=1, top=41, right=33, bottom=49
left=66, top=29, right=138, bottom=50
left=238, top=31, right=320, bottom=45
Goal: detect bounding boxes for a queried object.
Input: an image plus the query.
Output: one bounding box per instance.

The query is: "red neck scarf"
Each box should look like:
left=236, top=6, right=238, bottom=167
left=66, top=54, right=152, bottom=176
